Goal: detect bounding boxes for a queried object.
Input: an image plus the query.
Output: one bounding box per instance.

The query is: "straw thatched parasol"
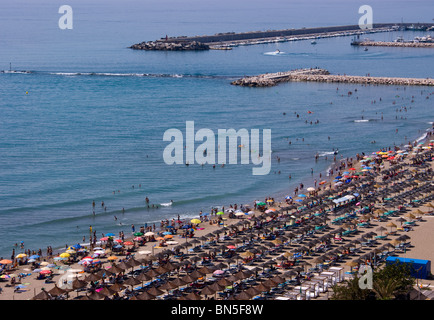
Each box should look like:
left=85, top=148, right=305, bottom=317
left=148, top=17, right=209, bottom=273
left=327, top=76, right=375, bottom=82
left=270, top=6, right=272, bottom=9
left=32, top=289, right=51, bottom=300
left=386, top=222, right=397, bottom=232
left=135, top=291, right=156, bottom=300
left=184, top=292, right=202, bottom=300
left=345, top=260, right=359, bottom=267
left=48, top=285, right=67, bottom=297
left=414, top=209, right=426, bottom=216
left=217, top=278, right=232, bottom=287
left=405, top=213, right=416, bottom=220
left=123, top=277, right=141, bottom=288
left=98, top=286, right=116, bottom=297
left=109, top=282, right=126, bottom=292
left=389, top=239, right=401, bottom=247
left=376, top=226, right=387, bottom=236
left=235, top=291, right=253, bottom=300
left=200, top=286, right=216, bottom=296
left=146, top=286, right=164, bottom=296
left=87, top=291, right=106, bottom=300
left=71, top=277, right=88, bottom=290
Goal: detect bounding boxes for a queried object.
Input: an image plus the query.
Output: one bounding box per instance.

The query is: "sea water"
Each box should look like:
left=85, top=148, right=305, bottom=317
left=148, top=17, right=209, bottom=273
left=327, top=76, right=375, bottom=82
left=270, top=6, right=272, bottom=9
left=0, top=0, right=433, bottom=258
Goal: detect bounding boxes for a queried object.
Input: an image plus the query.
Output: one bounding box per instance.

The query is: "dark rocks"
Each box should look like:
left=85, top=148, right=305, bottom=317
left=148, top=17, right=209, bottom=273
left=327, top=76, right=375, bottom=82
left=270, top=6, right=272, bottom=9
left=130, top=40, right=209, bottom=51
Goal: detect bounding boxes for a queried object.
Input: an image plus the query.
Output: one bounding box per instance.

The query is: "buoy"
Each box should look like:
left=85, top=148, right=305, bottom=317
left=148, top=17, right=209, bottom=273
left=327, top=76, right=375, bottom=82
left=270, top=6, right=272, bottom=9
left=26, top=91, right=28, bottom=94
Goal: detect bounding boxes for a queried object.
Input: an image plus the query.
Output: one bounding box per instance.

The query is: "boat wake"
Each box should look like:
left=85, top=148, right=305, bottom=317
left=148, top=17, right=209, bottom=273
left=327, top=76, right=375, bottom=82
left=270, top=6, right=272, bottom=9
left=263, top=51, right=285, bottom=56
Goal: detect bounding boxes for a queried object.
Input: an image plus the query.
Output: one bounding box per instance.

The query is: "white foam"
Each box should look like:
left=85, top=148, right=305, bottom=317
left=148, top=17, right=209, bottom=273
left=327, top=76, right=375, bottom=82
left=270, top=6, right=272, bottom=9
left=415, top=132, right=427, bottom=143
left=318, top=151, right=335, bottom=156
left=160, top=202, right=173, bottom=207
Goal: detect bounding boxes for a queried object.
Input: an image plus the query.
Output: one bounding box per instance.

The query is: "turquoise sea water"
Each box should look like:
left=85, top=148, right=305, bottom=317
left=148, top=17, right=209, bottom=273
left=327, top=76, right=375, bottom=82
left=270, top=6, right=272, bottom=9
left=0, top=0, right=433, bottom=258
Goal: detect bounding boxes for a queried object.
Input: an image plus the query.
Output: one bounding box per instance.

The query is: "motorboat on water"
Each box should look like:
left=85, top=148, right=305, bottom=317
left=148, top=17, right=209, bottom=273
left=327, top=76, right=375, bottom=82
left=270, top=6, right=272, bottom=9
left=311, top=40, right=317, bottom=45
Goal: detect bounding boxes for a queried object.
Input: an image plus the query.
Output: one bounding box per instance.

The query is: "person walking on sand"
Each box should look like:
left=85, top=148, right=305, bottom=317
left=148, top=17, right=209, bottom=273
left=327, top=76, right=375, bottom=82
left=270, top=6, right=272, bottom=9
left=131, top=224, right=135, bottom=233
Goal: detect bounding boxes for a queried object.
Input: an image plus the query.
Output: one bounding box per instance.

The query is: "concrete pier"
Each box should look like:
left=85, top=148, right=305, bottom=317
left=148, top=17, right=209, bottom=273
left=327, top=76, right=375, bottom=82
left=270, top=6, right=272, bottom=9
left=231, top=68, right=434, bottom=87
left=131, top=23, right=434, bottom=51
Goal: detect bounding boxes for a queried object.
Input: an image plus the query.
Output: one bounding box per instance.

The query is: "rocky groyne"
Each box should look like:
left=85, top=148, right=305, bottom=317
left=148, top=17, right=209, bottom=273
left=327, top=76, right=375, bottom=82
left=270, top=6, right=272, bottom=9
left=231, top=68, right=330, bottom=87
left=231, top=68, right=434, bottom=87
left=130, top=40, right=209, bottom=51
left=352, top=41, right=434, bottom=48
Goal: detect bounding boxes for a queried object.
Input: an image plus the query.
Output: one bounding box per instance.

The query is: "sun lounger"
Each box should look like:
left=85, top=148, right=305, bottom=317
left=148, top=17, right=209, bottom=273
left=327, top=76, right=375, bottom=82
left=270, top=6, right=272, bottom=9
left=375, top=235, right=387, bottom=240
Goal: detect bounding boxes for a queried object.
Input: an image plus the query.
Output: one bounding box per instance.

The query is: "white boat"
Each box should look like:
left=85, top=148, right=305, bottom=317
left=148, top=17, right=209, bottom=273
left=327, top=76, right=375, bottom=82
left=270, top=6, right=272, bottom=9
left=311, top=40, right=317, bottom=45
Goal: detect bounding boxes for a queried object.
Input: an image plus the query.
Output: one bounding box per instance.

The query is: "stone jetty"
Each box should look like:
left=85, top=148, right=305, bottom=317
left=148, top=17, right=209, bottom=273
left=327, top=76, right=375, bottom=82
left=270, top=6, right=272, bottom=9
left=130, top=40, right=209, bottom=51
left=352, top=41, right=434, bottom=48
left=231, top=68, right=434, bottom=87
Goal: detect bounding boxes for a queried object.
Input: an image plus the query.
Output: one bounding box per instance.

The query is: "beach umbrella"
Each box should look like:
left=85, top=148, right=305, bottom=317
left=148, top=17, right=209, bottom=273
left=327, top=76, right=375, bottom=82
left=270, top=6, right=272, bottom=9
left=105, top=233, right=116, bottom=237
left=198, top=266, right=216, bottom=274
left=123, top=277, right=141, bottom=288
left=71, top=277, right=88, bottom=290
left=146, top=286, right=164, bottom=296
left=48, top=285, right=67, bottom=297
left=107, top=256, right=119, bottom=261
left=181, top=274, right=198, bottom=283
left=59, top=252, right=70, bottom=258
left=191, top=219, right=201, bottom=224
left=376, top=226, right=387, bottom=236
left=390, top=239, right=401, bottom=247
left=123, top=241, right=134, bottom=246
left=216, top=211, right=224, bottom=215
left=0, top=259, right=13, bottom=264
left=39, top=269, right=52, bottom=275
left=133, top=232, right=144, bottom=237
left=200, top=286, right=216, bottom=296
left=88, top=291, right=106, bottom=300
left=15, top=253, right=27, bottom=259
left=253, top=282, right=271, bottom=294
left=108, top=264, right=125, bottom=274
left=144, top=232, right=155, bottom=237
left=32, top=289, right=51, bottom=300
left=386, top=222, right=397, bottom=232
left=136, top=291, right=156, bottom=300
left=135, top=272, right=152, bottom=284
left=406, top=213, right=416, bottom=220
left=184, top=292, right=202, bottom=300
left=85, top=273, right=102, bottom=282
left=235, top=291, right=252, bottom=300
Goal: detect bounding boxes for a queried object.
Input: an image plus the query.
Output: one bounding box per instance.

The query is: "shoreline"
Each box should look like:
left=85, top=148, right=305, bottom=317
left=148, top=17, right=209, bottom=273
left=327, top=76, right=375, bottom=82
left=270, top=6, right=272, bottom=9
left=2, top=118, right=429, bottom=263
left=0, top=123, right=432, bottom=300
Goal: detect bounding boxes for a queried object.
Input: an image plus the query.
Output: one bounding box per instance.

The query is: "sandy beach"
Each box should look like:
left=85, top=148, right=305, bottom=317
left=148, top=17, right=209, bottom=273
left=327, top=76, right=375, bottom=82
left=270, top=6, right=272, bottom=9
left=0, top=126, right=433, bottom=301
